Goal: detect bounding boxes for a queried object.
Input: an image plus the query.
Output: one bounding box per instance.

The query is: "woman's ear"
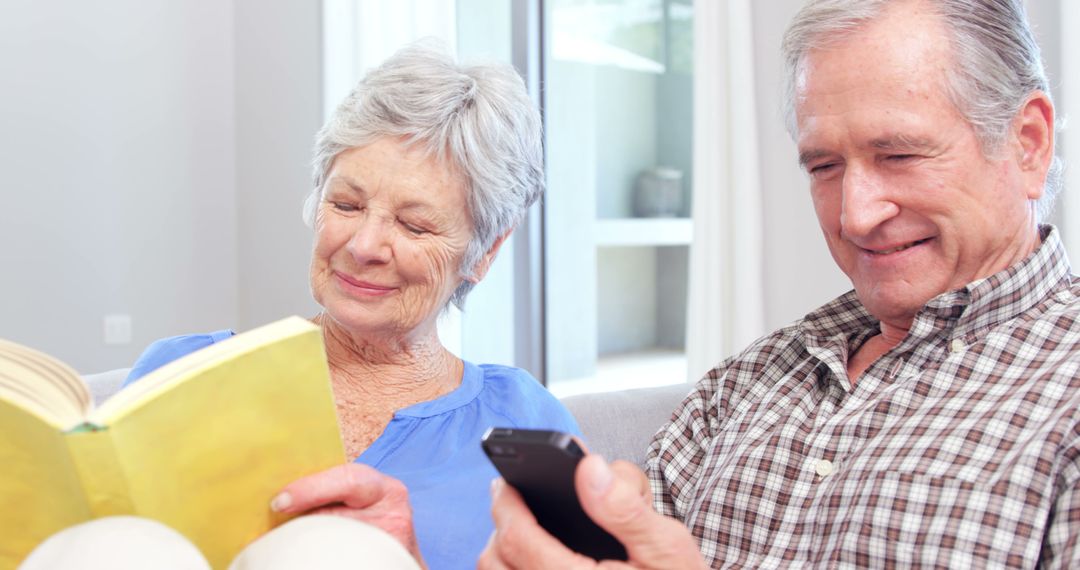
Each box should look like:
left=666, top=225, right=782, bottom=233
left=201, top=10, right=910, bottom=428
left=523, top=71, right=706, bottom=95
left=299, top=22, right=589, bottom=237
left=1013, top=90, right=1054, bottom=201
left=465, top=231, right=513, bottom=284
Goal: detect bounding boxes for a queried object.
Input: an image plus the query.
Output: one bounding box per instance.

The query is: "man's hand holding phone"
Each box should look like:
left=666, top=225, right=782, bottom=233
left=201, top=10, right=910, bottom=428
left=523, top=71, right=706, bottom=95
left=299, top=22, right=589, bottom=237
left=478, top=429, right=707, bottom=569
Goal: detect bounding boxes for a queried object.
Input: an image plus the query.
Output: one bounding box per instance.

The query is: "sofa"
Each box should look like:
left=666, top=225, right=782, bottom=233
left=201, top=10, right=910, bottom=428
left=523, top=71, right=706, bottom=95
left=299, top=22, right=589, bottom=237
left=82, top=369, right=690, bottom=468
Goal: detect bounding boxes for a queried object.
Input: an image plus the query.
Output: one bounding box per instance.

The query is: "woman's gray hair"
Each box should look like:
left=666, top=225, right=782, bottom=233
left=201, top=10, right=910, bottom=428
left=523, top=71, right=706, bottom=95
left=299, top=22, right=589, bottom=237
left=307, top=40, right=544, bottom=308
left=781, top=0, right=1063, bottom=220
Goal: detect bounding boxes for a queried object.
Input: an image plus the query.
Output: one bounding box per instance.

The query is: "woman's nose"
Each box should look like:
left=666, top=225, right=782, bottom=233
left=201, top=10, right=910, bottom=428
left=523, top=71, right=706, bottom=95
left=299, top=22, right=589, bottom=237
left=345, top=213, right=393, bottom=265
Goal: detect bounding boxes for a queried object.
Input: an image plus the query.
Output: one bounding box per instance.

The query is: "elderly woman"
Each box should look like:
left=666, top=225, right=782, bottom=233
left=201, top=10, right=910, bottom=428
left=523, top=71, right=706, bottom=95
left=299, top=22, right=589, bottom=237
left=39, top=43, right=577, bottom=570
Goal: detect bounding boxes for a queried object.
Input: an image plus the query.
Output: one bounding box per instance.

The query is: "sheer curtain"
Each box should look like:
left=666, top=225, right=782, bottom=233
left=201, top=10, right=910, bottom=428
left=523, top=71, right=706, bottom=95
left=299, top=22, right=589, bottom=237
left=685, top=0, right=765, bottom=382
left=322, top=0, right=458, bottom=119
left=320, top=0, right=465, bottom=355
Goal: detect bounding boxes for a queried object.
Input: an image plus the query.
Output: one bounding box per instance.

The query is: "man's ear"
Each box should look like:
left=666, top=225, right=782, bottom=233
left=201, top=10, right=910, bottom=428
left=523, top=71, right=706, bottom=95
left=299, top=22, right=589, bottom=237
left=465, top=231, right=513, bottom=284
left=1013, top=90, right=1054, bottom=201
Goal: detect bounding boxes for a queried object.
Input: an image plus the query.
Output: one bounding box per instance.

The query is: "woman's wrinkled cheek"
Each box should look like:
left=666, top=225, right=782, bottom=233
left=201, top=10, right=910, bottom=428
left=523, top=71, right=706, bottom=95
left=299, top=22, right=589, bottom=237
left=413, top=238, right=449, bottom=277
left=418, top=245, right=462, bottom=300
left=309, top=251, right=329, bottom=305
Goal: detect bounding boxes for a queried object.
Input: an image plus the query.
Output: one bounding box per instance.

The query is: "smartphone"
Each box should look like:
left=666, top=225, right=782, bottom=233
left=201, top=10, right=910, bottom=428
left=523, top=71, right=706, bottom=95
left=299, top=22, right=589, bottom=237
left=481, top=427, right=628, bottom=561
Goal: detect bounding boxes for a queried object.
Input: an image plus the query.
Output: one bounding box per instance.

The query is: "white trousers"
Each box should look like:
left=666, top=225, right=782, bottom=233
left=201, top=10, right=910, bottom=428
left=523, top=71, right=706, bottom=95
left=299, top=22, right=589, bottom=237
left=18, top=515, right=421, bottom=570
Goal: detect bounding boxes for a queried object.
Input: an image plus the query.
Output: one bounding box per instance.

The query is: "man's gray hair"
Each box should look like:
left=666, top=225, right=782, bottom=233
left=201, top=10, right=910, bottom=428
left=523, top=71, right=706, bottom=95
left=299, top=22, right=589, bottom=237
left=781, top=0, right=1063, bottom=220
left=307, top=40, right=544, bottom=308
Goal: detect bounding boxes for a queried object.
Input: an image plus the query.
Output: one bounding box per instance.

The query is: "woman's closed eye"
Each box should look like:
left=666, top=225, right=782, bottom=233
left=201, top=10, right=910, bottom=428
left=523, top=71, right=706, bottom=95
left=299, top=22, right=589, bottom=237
left=399, top=219, right=430, bottom=235
left=329, top=200, right=360, bottom=213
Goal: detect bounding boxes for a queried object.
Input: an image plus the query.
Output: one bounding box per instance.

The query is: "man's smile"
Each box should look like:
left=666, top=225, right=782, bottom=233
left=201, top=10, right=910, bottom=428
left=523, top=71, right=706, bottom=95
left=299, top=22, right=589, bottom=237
left=862, top=237, right=934, bottom=255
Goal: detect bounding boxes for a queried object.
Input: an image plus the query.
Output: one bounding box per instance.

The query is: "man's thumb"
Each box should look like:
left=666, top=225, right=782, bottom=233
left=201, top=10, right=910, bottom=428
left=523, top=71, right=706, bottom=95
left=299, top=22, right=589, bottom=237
left=576, top=456, right=654, bottom=545
left=576, top=455, right=706, bottom=568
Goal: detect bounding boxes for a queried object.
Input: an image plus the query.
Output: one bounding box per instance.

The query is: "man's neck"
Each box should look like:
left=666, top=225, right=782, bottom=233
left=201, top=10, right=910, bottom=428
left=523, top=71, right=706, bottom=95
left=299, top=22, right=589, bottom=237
left=847, top=321, right=908, bottom=385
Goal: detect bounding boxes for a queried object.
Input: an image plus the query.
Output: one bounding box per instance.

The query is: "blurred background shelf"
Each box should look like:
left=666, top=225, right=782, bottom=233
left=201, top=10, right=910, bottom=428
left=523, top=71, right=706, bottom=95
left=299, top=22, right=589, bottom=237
left=595, top=217, right=693, bottom=247
left=548, top=348, right=688, bottom=398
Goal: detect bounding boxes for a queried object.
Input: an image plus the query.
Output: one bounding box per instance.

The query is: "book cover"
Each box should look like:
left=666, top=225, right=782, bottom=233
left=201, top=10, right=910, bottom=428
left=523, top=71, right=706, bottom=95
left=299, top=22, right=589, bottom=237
left=0, top=316, right=345, bottom=569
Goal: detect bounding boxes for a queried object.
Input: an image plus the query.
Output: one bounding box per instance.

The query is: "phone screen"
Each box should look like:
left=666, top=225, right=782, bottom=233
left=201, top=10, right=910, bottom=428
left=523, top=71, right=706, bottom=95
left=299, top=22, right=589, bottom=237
left=482, top=427, right=628, bottom=561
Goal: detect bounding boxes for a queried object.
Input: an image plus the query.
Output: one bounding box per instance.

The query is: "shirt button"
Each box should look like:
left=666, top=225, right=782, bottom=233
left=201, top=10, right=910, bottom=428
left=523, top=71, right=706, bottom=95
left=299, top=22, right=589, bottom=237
left=949, top=339, right=965, bottom=353
left=815, top=459, right=834, bottom=478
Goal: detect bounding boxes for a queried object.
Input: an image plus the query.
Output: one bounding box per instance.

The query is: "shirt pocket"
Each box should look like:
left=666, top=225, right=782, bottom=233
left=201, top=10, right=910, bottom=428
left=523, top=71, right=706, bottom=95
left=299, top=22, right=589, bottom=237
left=812, top=469, right=1013, bottom=568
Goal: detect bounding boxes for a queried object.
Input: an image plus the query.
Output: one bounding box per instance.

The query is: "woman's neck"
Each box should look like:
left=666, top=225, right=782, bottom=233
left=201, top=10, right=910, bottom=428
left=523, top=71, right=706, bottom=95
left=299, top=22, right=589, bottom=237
left=315, top=313, right=463, bottom=408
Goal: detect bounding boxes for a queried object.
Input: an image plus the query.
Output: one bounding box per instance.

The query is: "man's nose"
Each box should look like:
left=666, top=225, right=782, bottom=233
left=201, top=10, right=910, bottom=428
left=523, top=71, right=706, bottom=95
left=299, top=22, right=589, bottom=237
left=839, top=166, right=899, bottom=238
left=345, top=212, right=393, bottom=265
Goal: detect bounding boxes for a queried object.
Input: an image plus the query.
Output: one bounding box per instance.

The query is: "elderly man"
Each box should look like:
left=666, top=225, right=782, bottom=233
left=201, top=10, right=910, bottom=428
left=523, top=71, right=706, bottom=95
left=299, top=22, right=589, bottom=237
left=481, top=0, right=1077, bottom=568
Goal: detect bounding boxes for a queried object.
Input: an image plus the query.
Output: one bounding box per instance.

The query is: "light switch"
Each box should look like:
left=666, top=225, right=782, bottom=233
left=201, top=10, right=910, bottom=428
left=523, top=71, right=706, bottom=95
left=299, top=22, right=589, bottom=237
left=104, top=314, right=132, bottom=345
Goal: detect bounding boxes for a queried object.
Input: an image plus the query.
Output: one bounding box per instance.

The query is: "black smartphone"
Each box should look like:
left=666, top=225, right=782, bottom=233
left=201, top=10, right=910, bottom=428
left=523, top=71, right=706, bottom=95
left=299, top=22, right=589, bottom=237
left=481, top=427, right=628, bottom=561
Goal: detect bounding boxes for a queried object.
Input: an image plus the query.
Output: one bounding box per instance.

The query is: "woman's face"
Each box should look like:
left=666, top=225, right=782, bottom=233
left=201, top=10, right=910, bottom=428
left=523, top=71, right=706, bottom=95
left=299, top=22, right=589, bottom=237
left=310, top=137, right=473, bottom=340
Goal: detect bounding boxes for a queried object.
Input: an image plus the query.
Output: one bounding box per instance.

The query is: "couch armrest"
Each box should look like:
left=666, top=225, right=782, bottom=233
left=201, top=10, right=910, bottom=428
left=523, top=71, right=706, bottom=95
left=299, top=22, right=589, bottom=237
left=560, top=383, right=690, bottom=468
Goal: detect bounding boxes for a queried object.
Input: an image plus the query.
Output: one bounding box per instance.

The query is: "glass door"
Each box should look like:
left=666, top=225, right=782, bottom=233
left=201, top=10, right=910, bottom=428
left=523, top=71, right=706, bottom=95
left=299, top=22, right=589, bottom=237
left=543, top=0, right=694, bottom=396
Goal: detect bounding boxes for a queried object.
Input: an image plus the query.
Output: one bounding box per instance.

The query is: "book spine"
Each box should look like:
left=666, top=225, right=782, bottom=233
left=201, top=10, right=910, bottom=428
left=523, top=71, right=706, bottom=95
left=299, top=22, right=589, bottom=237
left=65, top=427, right=136, bottom=516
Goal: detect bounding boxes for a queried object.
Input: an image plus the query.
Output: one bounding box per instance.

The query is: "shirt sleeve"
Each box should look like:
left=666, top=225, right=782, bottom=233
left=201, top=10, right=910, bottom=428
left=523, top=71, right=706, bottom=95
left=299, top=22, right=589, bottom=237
left=516, top=377, right=583, bottom=437
left=1039, top=428, right=1080, bottom=568
left=545, top=398, right=583, bottom=437
left=644, top=358, right=728, bottom=520
left=477, top=363, right=583, bottom=437
left=122, top=329, right=235, bottom=387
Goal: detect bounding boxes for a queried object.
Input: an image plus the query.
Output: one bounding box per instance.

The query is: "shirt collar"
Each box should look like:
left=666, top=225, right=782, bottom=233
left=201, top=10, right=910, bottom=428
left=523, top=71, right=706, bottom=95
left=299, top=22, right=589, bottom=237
left=951, top=225, right=1070, bottom=333
left=393, top=359, right=484, bottom=418
left=800, top=224, right=1071, bottom=348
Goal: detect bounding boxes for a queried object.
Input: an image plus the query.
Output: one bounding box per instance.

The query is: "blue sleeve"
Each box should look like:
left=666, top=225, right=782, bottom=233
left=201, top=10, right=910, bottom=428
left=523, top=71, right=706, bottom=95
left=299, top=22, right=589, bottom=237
left=533, top=390, right=582, bottom=437
left=123, top=329, right=235, bottom=387
left=478, top=364, right=583, bottom=437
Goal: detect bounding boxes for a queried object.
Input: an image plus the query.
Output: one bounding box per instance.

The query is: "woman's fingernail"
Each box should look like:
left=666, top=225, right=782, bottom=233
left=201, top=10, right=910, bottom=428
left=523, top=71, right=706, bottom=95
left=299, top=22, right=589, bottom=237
left=490, top=478, right=503, bottom=498
left=270, top=492, right=292, bottom=512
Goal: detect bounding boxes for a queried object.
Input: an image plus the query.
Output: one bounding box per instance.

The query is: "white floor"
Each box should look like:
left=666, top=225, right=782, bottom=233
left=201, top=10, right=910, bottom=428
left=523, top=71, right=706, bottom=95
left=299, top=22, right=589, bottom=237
left=548, top=349, right=689, bottom=398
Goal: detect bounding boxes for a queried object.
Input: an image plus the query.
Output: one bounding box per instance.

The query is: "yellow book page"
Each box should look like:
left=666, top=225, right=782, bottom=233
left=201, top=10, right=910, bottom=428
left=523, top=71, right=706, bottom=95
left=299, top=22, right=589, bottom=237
left=0, top=398, right=91, bottom=568
left=0, top=339, right=90, bottom=429
left=92, top=320, right=345, bottom=569
left=93, top=317, right=320, bottom=418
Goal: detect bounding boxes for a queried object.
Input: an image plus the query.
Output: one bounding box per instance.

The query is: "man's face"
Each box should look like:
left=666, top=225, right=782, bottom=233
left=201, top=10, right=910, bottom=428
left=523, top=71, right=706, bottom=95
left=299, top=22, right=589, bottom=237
left=794, top=2, right=1043, bottom=330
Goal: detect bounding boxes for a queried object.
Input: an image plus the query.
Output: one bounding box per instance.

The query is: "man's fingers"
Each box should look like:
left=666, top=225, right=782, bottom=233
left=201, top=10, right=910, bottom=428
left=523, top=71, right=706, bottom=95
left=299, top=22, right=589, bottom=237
left=575, top=457, right=652, bottom=538
left=576, top=456, right=706, bottom=569
left=609, top=460, right=651, bottom=501
left=477, top=532, right=514, bottom=570
left=272, top=463, right=394, bottom=513
left=484, top=478, right=597, bottom=570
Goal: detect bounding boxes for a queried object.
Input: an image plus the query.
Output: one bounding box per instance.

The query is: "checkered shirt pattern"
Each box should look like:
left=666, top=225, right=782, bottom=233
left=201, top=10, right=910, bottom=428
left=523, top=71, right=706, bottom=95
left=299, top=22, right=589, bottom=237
left=646, top=226, right=1080, bottom=568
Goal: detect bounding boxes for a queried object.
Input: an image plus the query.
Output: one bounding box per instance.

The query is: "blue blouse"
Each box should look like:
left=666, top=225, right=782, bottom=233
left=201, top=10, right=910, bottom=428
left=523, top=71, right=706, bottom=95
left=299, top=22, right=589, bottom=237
left=123, top=331, right=581, bottom=570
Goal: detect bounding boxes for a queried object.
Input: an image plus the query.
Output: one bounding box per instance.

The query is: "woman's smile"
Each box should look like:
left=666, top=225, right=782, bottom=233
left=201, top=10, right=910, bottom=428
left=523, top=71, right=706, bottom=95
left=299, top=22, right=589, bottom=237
left=333, top=271, right=398, bottom=298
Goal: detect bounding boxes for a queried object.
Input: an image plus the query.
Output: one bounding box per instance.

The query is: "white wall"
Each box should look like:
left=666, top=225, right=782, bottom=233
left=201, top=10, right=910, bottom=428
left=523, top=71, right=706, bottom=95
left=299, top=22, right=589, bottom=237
left=234, top=0, right=323, bottom=331
left=752, top=0, right=850, bottom=331
left=0, top=0, right=322, bottom=373
left=0, top=0, right=239, bottom=373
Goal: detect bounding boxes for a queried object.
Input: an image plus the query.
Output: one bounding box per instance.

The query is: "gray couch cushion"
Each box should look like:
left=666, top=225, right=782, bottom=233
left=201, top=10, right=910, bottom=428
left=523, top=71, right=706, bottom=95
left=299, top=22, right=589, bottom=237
left=560, top=383, right=690, bottom=468
left=83, top=368, right=130, bottom=406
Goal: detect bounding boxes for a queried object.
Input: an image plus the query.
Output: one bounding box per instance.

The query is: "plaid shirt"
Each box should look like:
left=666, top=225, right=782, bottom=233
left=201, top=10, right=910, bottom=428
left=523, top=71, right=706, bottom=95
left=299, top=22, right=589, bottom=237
left=646, top=226, right=1080, bottom=568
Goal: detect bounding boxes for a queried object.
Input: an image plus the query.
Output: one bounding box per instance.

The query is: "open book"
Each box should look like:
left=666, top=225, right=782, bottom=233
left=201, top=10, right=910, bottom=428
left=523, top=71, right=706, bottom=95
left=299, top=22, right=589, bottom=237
left=0, top=316, right=345, bottom=569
